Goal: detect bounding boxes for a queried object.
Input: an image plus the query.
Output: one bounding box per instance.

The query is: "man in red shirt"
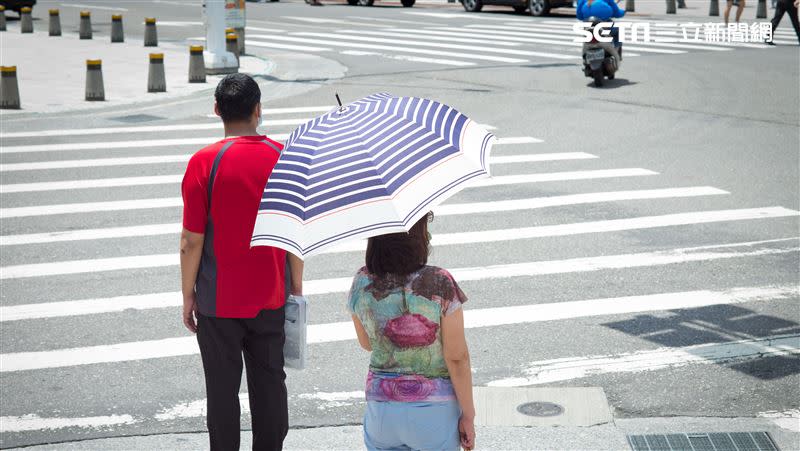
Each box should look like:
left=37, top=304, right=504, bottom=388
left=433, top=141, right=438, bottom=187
left=180, top=73, right=303, bottom=450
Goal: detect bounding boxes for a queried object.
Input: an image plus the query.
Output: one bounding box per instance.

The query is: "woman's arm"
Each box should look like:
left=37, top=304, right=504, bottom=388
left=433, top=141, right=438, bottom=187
left=351, top=315, right=372, bottom=351
left=442, top=308, right=476, bottom=450
left=287, top=253, right=304, bottom=296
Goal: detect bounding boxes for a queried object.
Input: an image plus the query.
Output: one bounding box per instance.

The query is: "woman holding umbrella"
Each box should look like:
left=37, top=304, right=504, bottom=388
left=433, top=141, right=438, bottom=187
left=250, top=92, right=494, bottom=450
left=347, top=212, right=476, bottom=451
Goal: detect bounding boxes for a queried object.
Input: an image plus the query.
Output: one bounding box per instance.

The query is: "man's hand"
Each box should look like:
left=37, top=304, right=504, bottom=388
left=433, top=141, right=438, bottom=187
left=459, top=414, right=475, bottom=450
left=183, top=293, right=198, bottom=333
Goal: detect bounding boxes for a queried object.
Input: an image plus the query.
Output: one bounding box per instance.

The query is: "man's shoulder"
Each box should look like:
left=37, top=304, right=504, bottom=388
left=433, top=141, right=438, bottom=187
left=263, top=135, right=285, bottom=151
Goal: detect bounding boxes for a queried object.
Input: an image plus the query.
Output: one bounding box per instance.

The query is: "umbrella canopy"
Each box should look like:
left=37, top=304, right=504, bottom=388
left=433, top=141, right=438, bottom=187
left=251, top=92, right=495, bottom=258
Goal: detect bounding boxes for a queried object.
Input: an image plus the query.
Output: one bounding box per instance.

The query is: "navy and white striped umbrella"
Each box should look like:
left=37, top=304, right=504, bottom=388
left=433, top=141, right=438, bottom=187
left=251, top=92, right=496, bottom=258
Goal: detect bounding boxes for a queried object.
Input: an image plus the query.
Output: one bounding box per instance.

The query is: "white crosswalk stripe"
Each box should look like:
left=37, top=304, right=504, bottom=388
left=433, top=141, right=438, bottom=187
left=0, top=186, right=725, bottom=219
left=0, top=167, right=652, bottom=193
left=247, top=34, right=530, bottom=63
left=0, top=148, right=563, bottom=173
left=1, top=210, right=796, bottom=277
left=1, top=283, right=797, bottom=371
left=178, top=16, right=791, bottom=70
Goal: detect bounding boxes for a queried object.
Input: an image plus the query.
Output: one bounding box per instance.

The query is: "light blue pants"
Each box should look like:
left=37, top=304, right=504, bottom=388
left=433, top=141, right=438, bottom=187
left=363, top=400, right=461, bottom=451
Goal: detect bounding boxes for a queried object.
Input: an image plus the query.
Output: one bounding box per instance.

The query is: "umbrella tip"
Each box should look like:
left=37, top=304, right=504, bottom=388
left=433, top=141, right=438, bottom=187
left=335, top=93, right=344, bottom=111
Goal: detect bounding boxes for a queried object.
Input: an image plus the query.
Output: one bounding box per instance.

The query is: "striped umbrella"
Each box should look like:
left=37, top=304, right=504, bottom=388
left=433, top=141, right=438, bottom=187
left=251, top=92, right=496, bottom=258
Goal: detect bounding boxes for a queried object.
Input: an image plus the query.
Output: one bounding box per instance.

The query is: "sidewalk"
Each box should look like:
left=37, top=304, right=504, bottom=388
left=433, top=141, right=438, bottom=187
left=15, top=417, right=800, bottom=450
left=0, top=25, right=271, bottom=114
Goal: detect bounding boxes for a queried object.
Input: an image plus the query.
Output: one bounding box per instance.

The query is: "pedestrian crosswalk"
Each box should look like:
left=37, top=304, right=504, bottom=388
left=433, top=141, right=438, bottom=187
left=218, top=13, right=799, bottom=68
left=0, top=102, right=798, bottom=445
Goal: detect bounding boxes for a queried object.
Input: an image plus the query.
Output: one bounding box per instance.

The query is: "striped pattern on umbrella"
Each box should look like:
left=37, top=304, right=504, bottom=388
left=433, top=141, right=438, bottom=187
left=251, top=92, right=495, bottom=257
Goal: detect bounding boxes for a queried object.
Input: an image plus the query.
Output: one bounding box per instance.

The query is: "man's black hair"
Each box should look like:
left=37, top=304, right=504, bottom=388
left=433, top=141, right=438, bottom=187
left=214, top=73, right=261, bottom=123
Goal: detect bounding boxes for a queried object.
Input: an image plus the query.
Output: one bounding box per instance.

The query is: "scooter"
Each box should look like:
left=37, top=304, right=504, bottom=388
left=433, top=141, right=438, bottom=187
left=582, top=20, right=621, bottom=87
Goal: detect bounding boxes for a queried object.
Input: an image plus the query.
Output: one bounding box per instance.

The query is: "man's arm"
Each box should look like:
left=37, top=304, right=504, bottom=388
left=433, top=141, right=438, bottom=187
left=180, top=228, right=205, bottom=333
left=287, top=252, right=304, bottom=296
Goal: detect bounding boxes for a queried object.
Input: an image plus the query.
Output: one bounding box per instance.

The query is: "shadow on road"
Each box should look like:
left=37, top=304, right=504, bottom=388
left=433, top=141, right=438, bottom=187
left=602, top=303, right=800, bottom=380
left=586, top=78, right=638, bottom=89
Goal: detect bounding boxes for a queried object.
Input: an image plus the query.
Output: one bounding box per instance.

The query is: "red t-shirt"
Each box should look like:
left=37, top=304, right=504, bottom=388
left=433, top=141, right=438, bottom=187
left=182, top=135, right=287, bottom=318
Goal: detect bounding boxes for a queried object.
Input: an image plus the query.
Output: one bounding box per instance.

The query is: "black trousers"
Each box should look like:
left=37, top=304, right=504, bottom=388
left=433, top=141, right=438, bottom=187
left=771, top=0, right=800, bottom=42
left=197, top=308, right=288, bottom=451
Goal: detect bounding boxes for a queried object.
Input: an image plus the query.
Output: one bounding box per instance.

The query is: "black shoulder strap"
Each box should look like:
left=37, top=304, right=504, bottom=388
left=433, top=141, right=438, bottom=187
left=207, top=140, right=236, bottom=212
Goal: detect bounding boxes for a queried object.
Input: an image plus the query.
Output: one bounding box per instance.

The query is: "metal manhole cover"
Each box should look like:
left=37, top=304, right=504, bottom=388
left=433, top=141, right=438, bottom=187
left=516, top=401, right=564, bottom=417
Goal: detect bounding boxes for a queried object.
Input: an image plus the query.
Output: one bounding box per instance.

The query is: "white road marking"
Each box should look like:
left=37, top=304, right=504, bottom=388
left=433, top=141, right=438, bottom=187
left=0, top=135, right=289, bottom=154
left=347, top=15, right=428, bottom=25
left=6, top=195, right=763, bottom=246
left=339, top=50, right=475, bottom=67
left=246, top=34, right=529, bottom=64
left=463, top=25, right=686, bottom=54
left=0, top=155, right=192, bottom=172
left=245, top=40, right=333, bottom=53
left=59, top=3, right=127, bottom=11
left=0, top=134, right=525, bottom=154
left=0, top=197, right=183, bottom=218
left=478, top=23, right=732, bottom=51
left=7, top=205, right=788, bottom=250
left=758, top=409, right=800, bottom=432
left=435, top=186, right=728, bottom=215
left=1, top=238, right=796, bottom=320
left=0, top=175, right=183, bottom=194
left=0, top=118, right=308, bottom=139
left=488, top=334, right=800, bottom=387
left=0, top=186, right=723, bottom=220
left=295, top=31, right=576, bottom=60
left=1, top=282, right=796, bottom=371
left=337, top=29, right=523, bottom=47
left=153, top=21, right=203, bottom=26
left=0, top=414, right=137, bottom=433
left=496, top=136, right=543, bottom=144
left=0, top=167, right=652, bottom=194
left=471, top=168, right=658, bottom=187
left=0, top=149, right=567, bottom=173
left=430, top=207, right=799, bottom=248
left=278, top=16, right=385, bottom=27
left=541, top=19, right=799, bottom=39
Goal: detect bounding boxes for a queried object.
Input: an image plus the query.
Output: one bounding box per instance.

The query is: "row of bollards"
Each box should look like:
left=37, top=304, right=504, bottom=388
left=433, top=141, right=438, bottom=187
left=2, top=7, right=244, bottom=109
left=5, top=8, right=159, bottom=46
left=0, top=45, right=216, bottom=108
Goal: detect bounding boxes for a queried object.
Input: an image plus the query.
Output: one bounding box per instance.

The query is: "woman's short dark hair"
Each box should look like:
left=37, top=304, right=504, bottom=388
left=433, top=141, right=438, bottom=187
left=214, top=73, right=261, bottom=123
left=366, top=212, right=433, bottom=278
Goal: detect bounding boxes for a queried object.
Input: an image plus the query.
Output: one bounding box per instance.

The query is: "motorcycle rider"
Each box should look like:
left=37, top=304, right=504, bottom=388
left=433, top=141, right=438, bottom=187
left=576, top=0, right=625, bottom=61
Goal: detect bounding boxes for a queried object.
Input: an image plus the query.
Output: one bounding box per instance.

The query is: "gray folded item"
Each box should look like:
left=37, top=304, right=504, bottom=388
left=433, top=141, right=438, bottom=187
left=284, top=295, right=308, bottom=370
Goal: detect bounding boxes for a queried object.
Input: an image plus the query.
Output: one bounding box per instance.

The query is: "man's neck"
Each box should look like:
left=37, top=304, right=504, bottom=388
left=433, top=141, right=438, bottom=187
left=223, top=122, right=260, bottom=138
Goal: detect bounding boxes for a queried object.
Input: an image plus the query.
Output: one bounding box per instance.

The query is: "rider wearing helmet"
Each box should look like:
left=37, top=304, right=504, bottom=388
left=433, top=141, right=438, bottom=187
left=577, top=0, right=625, bottom=60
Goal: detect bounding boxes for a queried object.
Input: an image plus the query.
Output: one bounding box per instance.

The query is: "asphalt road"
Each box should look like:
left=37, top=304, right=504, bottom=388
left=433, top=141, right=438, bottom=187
left=1, top=0, right=798, bottom=448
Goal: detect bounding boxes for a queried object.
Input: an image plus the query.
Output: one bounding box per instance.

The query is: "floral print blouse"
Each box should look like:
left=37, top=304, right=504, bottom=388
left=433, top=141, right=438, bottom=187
left=348, top=265, right=468, bottom=403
